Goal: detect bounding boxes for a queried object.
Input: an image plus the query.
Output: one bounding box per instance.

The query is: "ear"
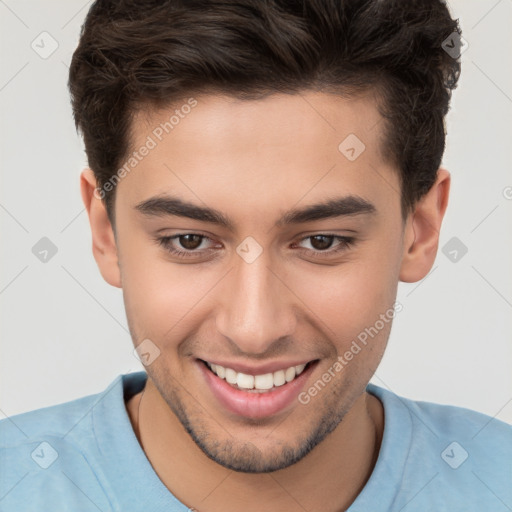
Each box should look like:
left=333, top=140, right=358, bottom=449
left=80, top=168, right=122, bottom=288
left=399, top=167, right=450, bottom=282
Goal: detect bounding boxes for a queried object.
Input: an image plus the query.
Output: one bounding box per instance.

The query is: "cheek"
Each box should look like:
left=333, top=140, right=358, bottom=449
left=119, top=237, right=215, bottom=342
left=287, top=246, right=400, bottom=349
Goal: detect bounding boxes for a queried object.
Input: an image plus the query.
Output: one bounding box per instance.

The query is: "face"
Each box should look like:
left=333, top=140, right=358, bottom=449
left=113, top=91, right=406, bottom=473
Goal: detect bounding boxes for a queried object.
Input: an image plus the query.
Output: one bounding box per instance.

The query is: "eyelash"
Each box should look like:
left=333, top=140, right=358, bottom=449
left=154, top=233, right=356, bottom=260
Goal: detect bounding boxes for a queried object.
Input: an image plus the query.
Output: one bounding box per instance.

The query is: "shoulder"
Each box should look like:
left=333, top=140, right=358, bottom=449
left=0, top=375, right=130, bottom=511
left=0, top=373, right=129, bottom=448
left=369, top=383, right=512, bottom=445
left=1, top=393, right=100, bottom=447
left=388, top=387, right=512, bottom=453
left=366, top=384, right=512, bottom=510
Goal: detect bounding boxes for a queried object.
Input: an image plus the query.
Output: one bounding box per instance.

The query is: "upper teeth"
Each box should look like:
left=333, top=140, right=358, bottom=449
left=206, top=362, right=307, bottom=391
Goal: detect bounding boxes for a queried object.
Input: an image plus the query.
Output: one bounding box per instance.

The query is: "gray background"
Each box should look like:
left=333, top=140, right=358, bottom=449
left=1, top=0, right=511, bottom=423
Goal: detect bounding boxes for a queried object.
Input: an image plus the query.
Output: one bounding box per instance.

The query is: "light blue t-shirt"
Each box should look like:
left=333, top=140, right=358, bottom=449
left=1, top=371, right=511, bottom=511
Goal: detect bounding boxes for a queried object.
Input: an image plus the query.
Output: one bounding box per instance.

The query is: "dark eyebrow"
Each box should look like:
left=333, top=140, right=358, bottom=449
left=134, top=194, right=376, bottom=231
left=277, top=196, right=376, bottom=227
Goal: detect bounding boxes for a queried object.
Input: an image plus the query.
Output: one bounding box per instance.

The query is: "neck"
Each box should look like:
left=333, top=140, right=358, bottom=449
left=126, top=377, right=383, bottom=512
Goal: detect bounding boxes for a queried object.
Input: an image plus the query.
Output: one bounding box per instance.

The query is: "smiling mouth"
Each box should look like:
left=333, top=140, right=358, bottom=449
left=200, top=359, right=317, bottom=393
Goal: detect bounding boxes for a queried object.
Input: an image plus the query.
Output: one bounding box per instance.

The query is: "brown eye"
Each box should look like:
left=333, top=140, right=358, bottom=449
left=308, top=235, right=335, bottom=251
left=178, top=234, right=204, bottom=250
left=294, top=234, right=356, bottom=259
left=155, top=233, right=216, bottom=259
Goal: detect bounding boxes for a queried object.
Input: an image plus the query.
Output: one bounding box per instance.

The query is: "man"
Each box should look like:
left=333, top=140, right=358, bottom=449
left=1, top=0, right=511, bottom=510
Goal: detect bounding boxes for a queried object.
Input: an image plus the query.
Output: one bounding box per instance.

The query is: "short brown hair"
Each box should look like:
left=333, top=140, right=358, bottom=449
left=68, top=0, right=462, bottom=224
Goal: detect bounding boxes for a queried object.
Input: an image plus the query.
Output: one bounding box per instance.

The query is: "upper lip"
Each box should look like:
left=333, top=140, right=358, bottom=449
left=200, top=358, right=316, bottom=375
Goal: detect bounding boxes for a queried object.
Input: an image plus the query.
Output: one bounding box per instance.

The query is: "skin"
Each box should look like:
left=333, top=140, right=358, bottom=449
left=80, top=91, right=450, bottom=511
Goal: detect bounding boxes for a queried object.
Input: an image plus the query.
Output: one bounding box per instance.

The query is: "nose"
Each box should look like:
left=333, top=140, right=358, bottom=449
left=215, top=249, right=297, bottom=355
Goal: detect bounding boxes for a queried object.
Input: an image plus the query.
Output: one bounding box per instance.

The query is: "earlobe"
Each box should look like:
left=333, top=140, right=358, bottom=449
left=399, top=168, right=451, bottom=283
left=80, top=168, right=122, bottom=288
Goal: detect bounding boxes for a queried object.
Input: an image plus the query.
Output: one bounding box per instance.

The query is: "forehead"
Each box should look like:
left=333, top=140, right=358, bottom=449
left=118, top=91, right=398, bottom=225
left=133, top=91, right=385, bottom=160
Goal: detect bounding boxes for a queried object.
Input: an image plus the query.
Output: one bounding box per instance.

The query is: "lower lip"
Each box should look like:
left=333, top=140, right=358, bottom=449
left=198, top=360, right=316, bottom=419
